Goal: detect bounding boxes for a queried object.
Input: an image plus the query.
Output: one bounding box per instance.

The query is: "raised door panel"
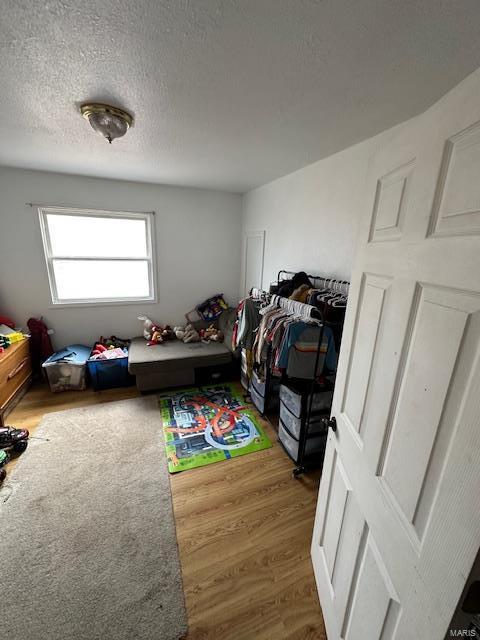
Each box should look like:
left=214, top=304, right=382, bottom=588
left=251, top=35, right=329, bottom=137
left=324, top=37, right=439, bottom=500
left=330, top=493, right=365, bottom=632
left=376, top=284, right=480, bottom=544
left=341, top=274, right=391, bottom=440
left=343, top=532, right=401, bottom=640
left=369, top=160, right=415, bottom=243
left=429, top=120, right=480, bottom=237
left=320, top=452, right=351, bottom=581
left=312, top=446, right=367, bottom=636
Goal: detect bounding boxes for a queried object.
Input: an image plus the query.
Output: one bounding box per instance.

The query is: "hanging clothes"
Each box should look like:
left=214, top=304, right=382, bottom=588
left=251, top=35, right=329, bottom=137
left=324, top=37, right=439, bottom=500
left=278, top=324, right=336, bottom=379
left=236, top=297, right=261, bottom=349
left=253, top=306, right=290, bottom=367
left=27, top=317, right=54, bottom=375
left=252, top=302, right=336, bottom=381
left=307, top=288, right=348, bottom=350
left=233, top=295, right=264, bottom=383
left=237, top=278, right=348, bottom=385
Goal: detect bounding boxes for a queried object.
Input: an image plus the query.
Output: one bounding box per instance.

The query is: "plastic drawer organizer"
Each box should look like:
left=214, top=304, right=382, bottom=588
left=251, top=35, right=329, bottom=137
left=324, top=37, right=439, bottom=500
left=249, top=368, right=280, bottom=414
left=249, top=384, right=267, bottom=414
left=252, top=369, right=267, bottom=396
left=279, top=381, right=333, bottom=418
left=279, top=400, right=326, bottom=440
left=278, top=419, right=327, bottom=463
left=277, top=380, right=333, bottom=465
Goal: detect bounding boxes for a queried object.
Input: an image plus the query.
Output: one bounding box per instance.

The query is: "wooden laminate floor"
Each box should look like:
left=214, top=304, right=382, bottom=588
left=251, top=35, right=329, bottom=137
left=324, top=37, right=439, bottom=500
left=6, top=381, right=326, bottom=640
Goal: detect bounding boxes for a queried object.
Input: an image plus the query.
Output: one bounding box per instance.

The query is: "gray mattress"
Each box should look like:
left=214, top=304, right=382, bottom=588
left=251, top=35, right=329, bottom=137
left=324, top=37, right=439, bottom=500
left=128, top=336, right=232, bottom=375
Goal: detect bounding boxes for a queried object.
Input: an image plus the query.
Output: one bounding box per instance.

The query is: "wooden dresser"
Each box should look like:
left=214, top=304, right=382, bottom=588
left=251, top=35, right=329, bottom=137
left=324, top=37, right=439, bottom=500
left=0, top=339, right=32, bottom=428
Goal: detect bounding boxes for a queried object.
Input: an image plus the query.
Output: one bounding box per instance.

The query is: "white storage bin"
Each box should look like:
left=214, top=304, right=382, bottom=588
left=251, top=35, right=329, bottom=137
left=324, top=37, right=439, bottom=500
left=42, top=345, right=90, bottom=392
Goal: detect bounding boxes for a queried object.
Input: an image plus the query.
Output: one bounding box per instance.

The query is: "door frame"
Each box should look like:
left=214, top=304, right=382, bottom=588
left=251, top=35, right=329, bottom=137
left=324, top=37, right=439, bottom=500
left=242, top=229, right=265, bottom=297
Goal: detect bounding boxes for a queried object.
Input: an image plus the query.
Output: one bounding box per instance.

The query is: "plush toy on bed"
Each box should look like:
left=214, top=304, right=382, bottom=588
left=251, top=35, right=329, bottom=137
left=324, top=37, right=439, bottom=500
left=173, top=326, right=185, bottom=340
left=199, top=324, right=224, bottom=343
left=138, top=316, right=175, bottom=346
left=182, top=324, right=201, bottom=343
left=138, top=315, right=156, bottom=341
left=173, top=324, right=200, bottom=343
left=149, top=329, right=164, bottom=346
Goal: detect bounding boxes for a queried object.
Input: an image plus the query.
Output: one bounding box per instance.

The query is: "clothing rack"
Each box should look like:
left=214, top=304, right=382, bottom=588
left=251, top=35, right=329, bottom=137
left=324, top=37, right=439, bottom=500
left=252, top=293, right=325, bottom=444
left=251, top=288, right=323, bottom=321
left=247, top=287, right=278, bottom=411
left=247, top=284, right=329, bottom=475
left=245, top=271, right=350, bottom=476
left=276, top=269, right=350, bottom=296
left=272, top=270, right=350, bottom=476
left=267, top=294, right=323, bottom=322
left=249, top=286, right=270, bottom=302
left=293, top=311, right=327, bottom=478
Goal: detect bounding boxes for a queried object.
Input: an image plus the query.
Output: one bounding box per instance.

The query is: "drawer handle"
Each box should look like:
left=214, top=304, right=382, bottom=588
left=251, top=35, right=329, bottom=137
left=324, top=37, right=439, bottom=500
left=7, top=358, right=29, bottom=380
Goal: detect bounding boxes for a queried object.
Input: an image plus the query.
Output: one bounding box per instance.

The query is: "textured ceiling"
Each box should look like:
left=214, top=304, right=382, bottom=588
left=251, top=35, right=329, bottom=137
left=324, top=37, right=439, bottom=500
left=1, top=1, right=480, bottom=192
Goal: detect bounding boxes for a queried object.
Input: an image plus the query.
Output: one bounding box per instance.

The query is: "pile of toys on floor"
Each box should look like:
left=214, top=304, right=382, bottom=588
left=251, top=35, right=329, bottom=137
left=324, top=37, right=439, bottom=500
left=0, top=426, right=29, bottom=487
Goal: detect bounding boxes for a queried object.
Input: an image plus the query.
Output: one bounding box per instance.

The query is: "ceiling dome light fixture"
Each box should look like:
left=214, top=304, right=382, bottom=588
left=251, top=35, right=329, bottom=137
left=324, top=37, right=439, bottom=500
left=80, top=103, right=133, bottom=144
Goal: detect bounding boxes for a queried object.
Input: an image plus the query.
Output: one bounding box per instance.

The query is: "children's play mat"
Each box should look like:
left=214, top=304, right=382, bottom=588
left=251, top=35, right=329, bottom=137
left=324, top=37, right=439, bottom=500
left=159, top=383, right=272, bottom=473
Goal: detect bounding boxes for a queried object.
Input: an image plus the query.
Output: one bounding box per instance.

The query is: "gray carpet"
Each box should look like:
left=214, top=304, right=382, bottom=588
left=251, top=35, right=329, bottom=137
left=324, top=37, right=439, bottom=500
left=0, top=397, right=187, bottom=640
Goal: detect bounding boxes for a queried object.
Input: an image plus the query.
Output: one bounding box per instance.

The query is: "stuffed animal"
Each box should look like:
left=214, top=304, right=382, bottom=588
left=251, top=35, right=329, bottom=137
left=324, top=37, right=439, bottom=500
left=148, top=326, right=175, bottom=346
left=91, top=342, right=108, bottom=357
left=138, top=316, right=175, bottom=346
left=138, top=315, right=157, bottom=341
left=199, top=324, right=224, bottom=343
left=182, top=324, right=200, bottom=343
left=289, top=284, right=312, bottom=303
left=99, top=335, right=130, bottom=349
left=160, top=326, right=175, bottom=341
left=149, top=329, right=163, bottom=346
left=174, top=326, right=186, bottom=340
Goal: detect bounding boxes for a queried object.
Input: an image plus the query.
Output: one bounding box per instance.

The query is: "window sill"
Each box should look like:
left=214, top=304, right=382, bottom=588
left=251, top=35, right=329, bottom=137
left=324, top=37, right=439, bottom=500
left=49, top=297, right=158, bottom=310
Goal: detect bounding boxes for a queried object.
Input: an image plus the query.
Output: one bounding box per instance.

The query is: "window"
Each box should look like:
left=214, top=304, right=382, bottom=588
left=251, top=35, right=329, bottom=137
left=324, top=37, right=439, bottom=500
left=38, top=207, right=156, bottom=305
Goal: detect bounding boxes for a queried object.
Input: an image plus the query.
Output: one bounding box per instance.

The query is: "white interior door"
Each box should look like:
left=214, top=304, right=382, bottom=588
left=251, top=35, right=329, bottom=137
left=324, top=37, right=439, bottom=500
left=243, top=230, right=265, bottom=297
left=311, top=78, right=480, bottom=640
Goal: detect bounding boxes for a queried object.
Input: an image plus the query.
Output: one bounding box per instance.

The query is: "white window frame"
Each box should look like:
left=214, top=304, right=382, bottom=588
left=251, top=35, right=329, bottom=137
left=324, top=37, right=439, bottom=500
left=38, top=206, right=157, bottom=306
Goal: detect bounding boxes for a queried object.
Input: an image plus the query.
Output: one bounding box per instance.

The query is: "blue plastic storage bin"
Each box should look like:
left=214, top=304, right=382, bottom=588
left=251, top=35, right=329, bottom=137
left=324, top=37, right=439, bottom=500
left=87, top=353, right=134, bottom=391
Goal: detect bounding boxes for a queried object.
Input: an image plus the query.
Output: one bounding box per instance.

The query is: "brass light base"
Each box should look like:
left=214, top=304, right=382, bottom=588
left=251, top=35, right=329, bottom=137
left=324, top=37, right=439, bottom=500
left=80, top=103, right=133, bottom=127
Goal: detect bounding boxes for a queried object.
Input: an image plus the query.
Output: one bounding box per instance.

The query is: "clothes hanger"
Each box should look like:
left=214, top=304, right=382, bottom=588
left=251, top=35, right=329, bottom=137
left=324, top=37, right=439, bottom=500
left=329, top=294, right=347, bottom=306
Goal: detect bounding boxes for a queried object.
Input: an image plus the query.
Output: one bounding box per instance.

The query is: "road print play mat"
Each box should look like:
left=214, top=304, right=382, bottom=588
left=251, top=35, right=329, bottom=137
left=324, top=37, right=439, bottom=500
left=159, top=384, right=272, bottom=473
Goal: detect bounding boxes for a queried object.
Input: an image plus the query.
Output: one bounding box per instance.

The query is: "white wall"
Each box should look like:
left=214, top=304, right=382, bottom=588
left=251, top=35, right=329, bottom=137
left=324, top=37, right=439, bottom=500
left=241, top=125, right=404, bottom=288
left=242, top=66, right=480, bottom=290
left=0, top=168, right=242, bottom=348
